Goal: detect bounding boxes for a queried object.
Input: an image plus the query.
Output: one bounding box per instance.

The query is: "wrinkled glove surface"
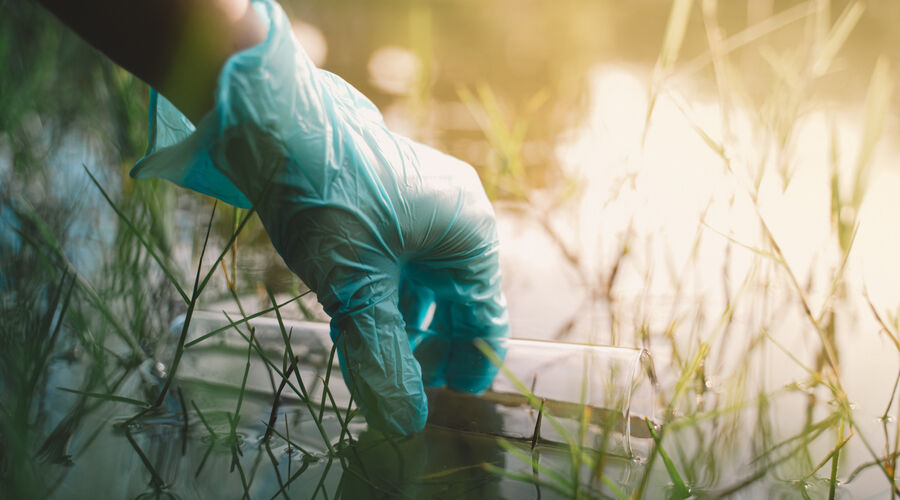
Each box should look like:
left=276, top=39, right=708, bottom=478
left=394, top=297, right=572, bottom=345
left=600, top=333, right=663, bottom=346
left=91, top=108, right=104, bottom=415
left=132, top=0, right=508, bottom=434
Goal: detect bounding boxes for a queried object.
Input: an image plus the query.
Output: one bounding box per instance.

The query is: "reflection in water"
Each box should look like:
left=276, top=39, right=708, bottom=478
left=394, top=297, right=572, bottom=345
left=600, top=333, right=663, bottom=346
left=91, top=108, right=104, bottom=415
left=502, top=61, right=900, bottom=496
left=509, top=63, right=895, bottom=358
left=33, top=316, right=650, bottom=499
left=5, top=0, right=900, bottom=497
left=124, top=424, right=184, bottom=499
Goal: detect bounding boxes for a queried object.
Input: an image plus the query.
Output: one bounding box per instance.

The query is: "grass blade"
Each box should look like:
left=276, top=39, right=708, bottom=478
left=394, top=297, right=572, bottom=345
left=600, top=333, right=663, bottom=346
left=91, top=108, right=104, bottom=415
left=184, top=291, right=310, bottom=348
left=474, top=339, right=578, bottom=450
left=266, top=289, right=335, bottom=455
left=230, top=323, right=257, bottom=435
left=811, top=1, right=864, bottom=76
left=646, top=418, right=690, bottom=499
left=153, top=201, right=217, bottom=406
left=57, top=387, right=150, bottom=408
left=659, top=0, right=695, bottom=72
left=260, top=419, right=315, bottom=458
left=82, top=165, right=190, bottom=305
left=482, top=462, right=574, bottom=498
left=495, top=437, right=573, bottom=493
left=851, top=55, right=893, bottom=209
left=190, top=400, right=218, bottom=439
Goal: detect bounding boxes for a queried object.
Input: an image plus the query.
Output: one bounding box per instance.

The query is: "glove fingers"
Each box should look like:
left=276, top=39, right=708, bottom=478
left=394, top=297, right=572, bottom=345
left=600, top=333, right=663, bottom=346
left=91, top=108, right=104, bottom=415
left=331, top=277, right=428, bottom=435
left=406, top=246, right=509, bottom=393
left=398, top=273, right=436, bottom=347
left=438, top=309, right=507, bottom=394
left=276, top=208, right=427, bottom=435
left=398, top=274, right=450, bottom=388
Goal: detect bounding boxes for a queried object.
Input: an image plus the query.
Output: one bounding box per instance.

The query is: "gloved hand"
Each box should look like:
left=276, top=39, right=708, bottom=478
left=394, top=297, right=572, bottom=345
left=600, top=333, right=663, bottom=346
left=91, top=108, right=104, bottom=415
left=131, top=0, right=508, bottom=435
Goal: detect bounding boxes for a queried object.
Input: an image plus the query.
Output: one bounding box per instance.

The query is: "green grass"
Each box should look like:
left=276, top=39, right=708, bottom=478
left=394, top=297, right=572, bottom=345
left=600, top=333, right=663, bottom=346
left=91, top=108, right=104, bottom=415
left=3, top=0, right=900, bottom=497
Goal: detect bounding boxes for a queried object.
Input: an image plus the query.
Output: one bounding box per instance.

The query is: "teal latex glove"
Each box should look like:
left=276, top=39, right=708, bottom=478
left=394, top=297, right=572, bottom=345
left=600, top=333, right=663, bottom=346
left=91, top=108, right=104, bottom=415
left=131, top=0, right=508, bottom=435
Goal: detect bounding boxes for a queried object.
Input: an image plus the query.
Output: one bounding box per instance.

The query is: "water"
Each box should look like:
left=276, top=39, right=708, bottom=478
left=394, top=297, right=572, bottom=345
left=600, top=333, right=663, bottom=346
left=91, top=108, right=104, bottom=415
left=6, top=0, right=900, bottom=497
left=48, top=409, right=642, bottom=499
left=39, top=315, right=654, bottom=499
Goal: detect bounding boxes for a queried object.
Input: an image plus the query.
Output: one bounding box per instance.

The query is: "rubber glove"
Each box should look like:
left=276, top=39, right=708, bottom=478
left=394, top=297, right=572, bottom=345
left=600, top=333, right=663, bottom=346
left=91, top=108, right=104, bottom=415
left=131, top=0, right=508, bottom=435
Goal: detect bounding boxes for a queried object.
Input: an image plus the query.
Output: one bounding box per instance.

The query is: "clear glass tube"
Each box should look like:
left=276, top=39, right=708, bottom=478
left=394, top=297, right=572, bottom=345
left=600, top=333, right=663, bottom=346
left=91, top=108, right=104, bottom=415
left=176, top=312, right=658, bottom=460
left=426, top=338, right=658, bottom=460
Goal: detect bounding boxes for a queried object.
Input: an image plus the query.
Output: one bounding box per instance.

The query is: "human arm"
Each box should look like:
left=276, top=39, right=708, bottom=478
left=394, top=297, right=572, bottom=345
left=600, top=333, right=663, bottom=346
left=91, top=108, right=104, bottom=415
left=35, top=0, right=266, bottom=123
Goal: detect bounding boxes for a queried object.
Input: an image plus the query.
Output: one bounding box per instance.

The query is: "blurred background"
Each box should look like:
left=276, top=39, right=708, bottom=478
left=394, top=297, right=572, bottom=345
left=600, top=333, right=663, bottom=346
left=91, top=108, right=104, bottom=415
left=3, top=0, right=900, bottom=497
